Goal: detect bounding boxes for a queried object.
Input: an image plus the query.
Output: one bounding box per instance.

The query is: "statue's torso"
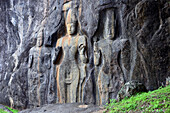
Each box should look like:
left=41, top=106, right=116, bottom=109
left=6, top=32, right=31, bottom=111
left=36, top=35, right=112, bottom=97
left=29, top=46, right=51, bottom=73
left=56, top=35, right=87, bottom=103
left=97, top=39, right=114, bottom=75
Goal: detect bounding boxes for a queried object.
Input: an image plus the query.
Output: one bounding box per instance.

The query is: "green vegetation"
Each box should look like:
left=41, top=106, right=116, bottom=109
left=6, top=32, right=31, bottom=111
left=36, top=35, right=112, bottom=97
left=0, top=106, right=18, bottom=113
left=0, top=109, right=8, bottom=113
left=105, top=85, right=170, bottom=113
left=5, top=106, right=18, bottom=113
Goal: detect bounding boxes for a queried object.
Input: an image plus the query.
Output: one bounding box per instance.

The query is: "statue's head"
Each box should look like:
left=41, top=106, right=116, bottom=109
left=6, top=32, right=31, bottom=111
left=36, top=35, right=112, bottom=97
left=37, top=30, right=43, bottom=47
left=104, top=9, right=115, bottom=40
left=66, top=9, right=77, bottom=35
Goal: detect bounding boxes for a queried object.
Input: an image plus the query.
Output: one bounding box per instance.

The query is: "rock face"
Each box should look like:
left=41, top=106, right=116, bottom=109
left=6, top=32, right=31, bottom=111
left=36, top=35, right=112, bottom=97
left=117, top=81, right=147, bottom=101
left=0, top=0, right=169, bottom=110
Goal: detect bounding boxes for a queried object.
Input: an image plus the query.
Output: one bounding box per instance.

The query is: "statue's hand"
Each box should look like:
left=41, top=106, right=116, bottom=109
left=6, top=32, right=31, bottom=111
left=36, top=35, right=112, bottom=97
left=79, top=44, right=88, bottom=63
left=55, top=46, right=62, bottom=53
left=53, top=46, right=62, bottom=64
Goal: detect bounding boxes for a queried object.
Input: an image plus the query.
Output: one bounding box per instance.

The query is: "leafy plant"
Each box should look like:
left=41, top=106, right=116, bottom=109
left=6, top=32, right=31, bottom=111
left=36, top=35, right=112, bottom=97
left=105, top=85, right=170, bottom=113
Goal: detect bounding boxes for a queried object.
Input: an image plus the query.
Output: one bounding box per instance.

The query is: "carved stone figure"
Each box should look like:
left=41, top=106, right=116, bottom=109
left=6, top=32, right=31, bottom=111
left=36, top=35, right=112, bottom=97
left=94, top=9, right=128, bottom=105
left=53, top=8, right=88, bottom=103
left=28, top=30, right=51, bottom=107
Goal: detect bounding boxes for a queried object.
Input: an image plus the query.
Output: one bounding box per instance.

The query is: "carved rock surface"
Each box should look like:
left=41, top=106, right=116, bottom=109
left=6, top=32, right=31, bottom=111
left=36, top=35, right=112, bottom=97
left=0, top=0, right=169, bottom=109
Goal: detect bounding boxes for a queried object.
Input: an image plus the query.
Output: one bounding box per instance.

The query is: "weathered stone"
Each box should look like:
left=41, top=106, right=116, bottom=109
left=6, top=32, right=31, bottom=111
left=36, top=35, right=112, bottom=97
left=53, top=6, right=88, bottom=103
left=117, top=81, right=147, bottom=101
left=0, top=0, right=169, bottom=110
left=28, top=29, right=52, bottom=108
left=123, top=0, right=169, bottom=91
left=166, top=77, right=170, bottom=86
left=93, top=9, right=131, bottom=105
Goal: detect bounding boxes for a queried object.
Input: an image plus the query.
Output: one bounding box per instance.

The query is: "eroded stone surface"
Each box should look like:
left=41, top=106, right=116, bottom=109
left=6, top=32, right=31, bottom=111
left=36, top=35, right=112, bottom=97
left=28, top=29, right=52, bottom=108
left=52, top=5, right=88, bottom=103
left=0, top=0, right=169, bottom=110
left=117, top=81, right=147, bottom=101
left=93, top=9, right=131, bottom=105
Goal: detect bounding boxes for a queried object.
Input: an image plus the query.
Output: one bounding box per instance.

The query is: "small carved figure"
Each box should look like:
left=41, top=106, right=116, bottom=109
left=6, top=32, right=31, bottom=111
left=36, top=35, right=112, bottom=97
left=94, top=9, right=127, bottom=105
left=28, top=30, right=52, bottom=107
left=53, top=8, right=88, bottom=103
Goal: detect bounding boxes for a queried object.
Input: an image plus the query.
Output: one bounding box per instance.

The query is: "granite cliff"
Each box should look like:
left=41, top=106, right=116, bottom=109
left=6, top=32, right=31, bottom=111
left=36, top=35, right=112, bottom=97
left=0, top=0, right=169, bottom=110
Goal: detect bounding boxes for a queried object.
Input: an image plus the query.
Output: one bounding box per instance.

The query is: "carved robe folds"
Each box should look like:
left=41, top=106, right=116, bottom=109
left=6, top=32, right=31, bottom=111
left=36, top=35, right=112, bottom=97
left=94, top=39, right=129, bottom=105
left=28, top=46, right=51, bottom=107
left=53, top=35, right=87, bottom=103
left=94, top=8, right=130, bottom=105
left=28, top=31, right=52, bottom=107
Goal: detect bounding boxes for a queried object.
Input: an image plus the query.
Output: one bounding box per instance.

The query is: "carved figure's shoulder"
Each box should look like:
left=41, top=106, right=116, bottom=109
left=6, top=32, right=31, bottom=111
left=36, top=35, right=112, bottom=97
left=29, top=46, right=36, bottom=54
left=79, top=35, right=87, bottom=40
left=78, top=35, right=87, bottom=44
left=96, top=39, right=107, bottom=48
left=56, top=37, right=64, bottom=46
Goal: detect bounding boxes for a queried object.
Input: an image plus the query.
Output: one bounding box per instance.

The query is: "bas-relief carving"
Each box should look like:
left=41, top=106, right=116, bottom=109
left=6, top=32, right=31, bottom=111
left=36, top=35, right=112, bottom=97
left=53, top=7, right=88, bottom=103
left=28, top=30, right=52, bottom=107
left=27, top=2, right=129, bottom=107
left=94, top=9, right=128, bottom=105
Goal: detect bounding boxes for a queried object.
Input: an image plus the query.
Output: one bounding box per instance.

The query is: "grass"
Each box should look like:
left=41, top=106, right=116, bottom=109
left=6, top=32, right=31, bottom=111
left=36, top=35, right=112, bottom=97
left=105, top=85, right=170, bottom=113
left=0, top=109, right=8, bottom=113
left=0, top=106, right=18, bottom=113
left=5, top=106, right=18, bottom=113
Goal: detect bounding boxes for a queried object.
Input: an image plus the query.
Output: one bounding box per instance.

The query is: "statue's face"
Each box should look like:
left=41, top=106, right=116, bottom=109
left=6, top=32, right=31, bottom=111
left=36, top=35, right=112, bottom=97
left=105, top=28, right=113, bottom=40
left=37, top=37, right=43, bottom=47
left=104, top=24, right=114, bottom=40
left=104, top=10, right=114, bottom=40
left=66, top=23, right=76, bottom=35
